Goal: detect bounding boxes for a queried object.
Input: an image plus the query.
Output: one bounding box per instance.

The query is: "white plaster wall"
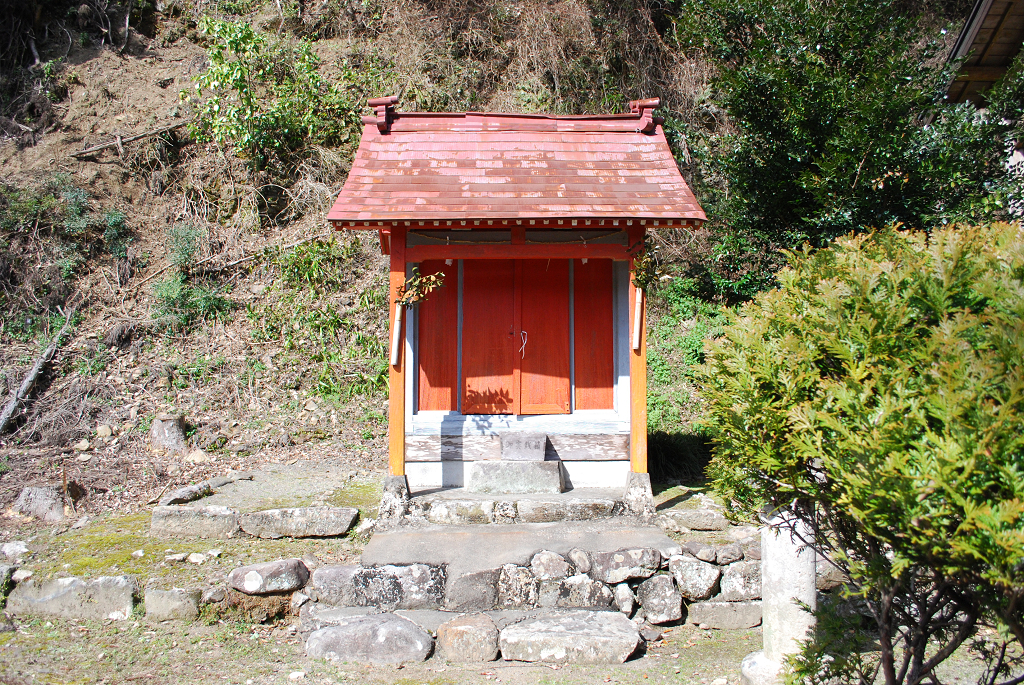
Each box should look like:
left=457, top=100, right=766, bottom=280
left=406, top=460, right=630, bottom=490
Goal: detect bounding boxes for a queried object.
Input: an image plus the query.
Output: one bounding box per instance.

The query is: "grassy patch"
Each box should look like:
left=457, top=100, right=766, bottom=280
left=327, top=478, right=382, bottom=521
left=31, top=512, right=361, bottom=589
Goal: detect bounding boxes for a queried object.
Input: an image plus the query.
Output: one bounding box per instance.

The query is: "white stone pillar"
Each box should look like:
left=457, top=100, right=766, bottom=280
left=740, top=512, right=817, bottom=685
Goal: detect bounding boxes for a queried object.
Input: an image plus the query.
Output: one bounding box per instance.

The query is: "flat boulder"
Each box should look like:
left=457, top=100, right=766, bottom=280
left=436, top=613, right=500, bottom=662
left=6, top=575, right=139, bottom=620
left=499, top=610, right=640, bottom=664
left=682, top=541, right=717, bottom=563
left=145, top=588, right=200, bottom=621
left=151, top=505, right=239, bottom=539
left=589, top=548, right=660, bottom=584
left=515, top=498, right=617, bottom=523
left=669, top=556, right=722, bottom=600
left=299, top=602, right=374, bottom=636
left=239, top=507, right=359, bottom=539
left=686, top=600, right=762, bottom=629
left=426, top=499, right=495, bottom=525
left=228, top=559, right=310, bottom=595
left=306, top=614, right=433, bottom=664
left=661, top=508, right=729, bottom=531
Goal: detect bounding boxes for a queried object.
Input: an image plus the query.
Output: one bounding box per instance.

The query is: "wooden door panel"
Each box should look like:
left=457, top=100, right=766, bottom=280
left=417, top=260, right=459, bottom=411
left=462, top=260, right=516, bottom=414
left=520, top=259, right=571, bottom=414
left=573, top=259, right=615, bottom=410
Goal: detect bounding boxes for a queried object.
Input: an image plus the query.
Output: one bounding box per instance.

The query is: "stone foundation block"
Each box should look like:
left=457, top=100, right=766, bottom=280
left=151, top=505, right=240, bottom=539
left=466, top=462, right=563, bottom=495
left=719, top=561, right=762, bottom=601
left=239, top=507, right=358, bottom=539
left=558, top=574, right=614, bottom=608
left=669, top=556, right=722, bottom=600
left=497, top=565, right=538, bottom=608
left=499, top=610, right=640, bottom=664
left=686, top=600, right=762, bottom=629
left=7, top=575, right=139, bottom=621
left=445, top=568, right=499, bottom=612
left=589, top=548, right=660, bottom=584
left=306, top=613, right=433, bottom=663
left=354, top=564, right=446, bottom=610
left=308, top=565, right=359, bottom=606
left=437, top=613, right=500, bottom=662
left=145, top=588, right=200, bottom=621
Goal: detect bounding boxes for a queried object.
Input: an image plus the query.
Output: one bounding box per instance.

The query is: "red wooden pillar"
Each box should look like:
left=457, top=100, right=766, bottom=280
left=388, top=227, right=407, bottom=477
left=628, top=228, right=648, bottom=474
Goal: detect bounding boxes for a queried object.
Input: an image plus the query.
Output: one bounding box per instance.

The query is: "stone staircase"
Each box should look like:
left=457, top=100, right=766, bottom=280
left=276, top=517, right=766, bottom=664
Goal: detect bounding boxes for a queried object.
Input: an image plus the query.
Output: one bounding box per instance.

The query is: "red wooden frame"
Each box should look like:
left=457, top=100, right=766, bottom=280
left=573, top=259, right=615, bottom=410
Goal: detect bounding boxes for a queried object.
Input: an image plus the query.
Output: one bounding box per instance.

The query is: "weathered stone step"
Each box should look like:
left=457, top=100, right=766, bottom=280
left=407, top=487, right=624, bottom=525
left=301, top=608, right=642, bottom=665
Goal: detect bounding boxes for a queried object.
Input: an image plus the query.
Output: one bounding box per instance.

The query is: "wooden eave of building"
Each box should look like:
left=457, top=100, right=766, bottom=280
left=947, top=0, right=1024, bottom=103
left=326, top=96, right=706, bottom=246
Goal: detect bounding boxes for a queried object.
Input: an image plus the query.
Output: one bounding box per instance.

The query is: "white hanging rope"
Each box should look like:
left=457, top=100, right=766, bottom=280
left=520, top=330, right=528, bottom=359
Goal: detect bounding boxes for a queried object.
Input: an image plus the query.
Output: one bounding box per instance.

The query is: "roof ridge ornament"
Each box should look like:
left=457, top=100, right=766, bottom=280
left=628, top=97, right=660, bottom=134
left=363, top=95, right=399, bottom=134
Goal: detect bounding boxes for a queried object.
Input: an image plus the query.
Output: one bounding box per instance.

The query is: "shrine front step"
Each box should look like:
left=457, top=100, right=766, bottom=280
left=407, top=487, right=625, bottom=525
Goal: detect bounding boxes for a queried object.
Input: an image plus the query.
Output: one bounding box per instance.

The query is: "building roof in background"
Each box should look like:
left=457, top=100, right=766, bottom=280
left=947, top=0, right=1024, bottom=103
left=327, top=97, right=706, bottom=227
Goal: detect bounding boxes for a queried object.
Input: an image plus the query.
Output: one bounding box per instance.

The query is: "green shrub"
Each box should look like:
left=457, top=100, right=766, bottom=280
left=166, top=222, right=204, bottom=272
left=0, top=177, right=132, bottom=339
left=699, top=222, right=1024, bottom=684
left=103, top=210, right=131, bottom=259
left=184, top=19, right=369, bottom=170
left=153, top=274, right=233, bottom=331
left=274, top=236, right=358, bottom=291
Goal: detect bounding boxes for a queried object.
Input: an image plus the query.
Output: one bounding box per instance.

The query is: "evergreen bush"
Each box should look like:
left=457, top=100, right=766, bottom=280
left=698, top=222, right=1024, bottom=683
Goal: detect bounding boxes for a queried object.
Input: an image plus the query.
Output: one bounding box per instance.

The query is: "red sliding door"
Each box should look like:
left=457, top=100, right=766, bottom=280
left=417, top=260, right=459, bottom=411
left=421, top=258, right=610, bottom=416
left=461, top=260, right=516, bottom=414
left=520, top=260, right=571, bottom=414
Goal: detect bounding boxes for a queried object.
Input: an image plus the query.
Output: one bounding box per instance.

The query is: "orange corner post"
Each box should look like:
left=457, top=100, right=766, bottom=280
left=388, top=227, right=407, bottom=477
left=628, top=231, right=648, bottom=474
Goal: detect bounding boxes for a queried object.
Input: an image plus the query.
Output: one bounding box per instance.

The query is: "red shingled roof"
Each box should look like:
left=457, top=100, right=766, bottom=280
left=327, top=97, right=706, bottom=226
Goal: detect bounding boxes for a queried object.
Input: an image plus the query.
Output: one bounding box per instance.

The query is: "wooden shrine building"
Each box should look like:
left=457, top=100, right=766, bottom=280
left=327, top=96, right=706, bottom=500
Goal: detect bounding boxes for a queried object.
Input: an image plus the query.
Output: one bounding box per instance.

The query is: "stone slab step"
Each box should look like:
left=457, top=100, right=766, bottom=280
left=363, top=520, right=680, bottom=578
left=408, top=487, right=624, bottom=525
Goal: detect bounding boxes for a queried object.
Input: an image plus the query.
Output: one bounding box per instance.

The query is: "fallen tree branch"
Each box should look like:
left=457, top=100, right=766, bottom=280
left=0, top=314, right=75, bottom=435
left=130, top=230, right=334, bottom=290
left=70, top=121, right=187, bottom=158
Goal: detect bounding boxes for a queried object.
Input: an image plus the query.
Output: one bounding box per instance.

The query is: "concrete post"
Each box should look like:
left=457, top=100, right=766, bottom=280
left=740, top=512, right=817, bottom=685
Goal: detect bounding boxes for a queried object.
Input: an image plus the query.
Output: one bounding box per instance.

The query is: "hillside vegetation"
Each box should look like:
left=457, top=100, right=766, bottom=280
left=0, top=0, right=1021, bottom=506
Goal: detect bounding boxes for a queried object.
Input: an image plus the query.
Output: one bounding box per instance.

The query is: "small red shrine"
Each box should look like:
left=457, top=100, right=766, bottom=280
left=328, top=96, right=705, bottom=498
